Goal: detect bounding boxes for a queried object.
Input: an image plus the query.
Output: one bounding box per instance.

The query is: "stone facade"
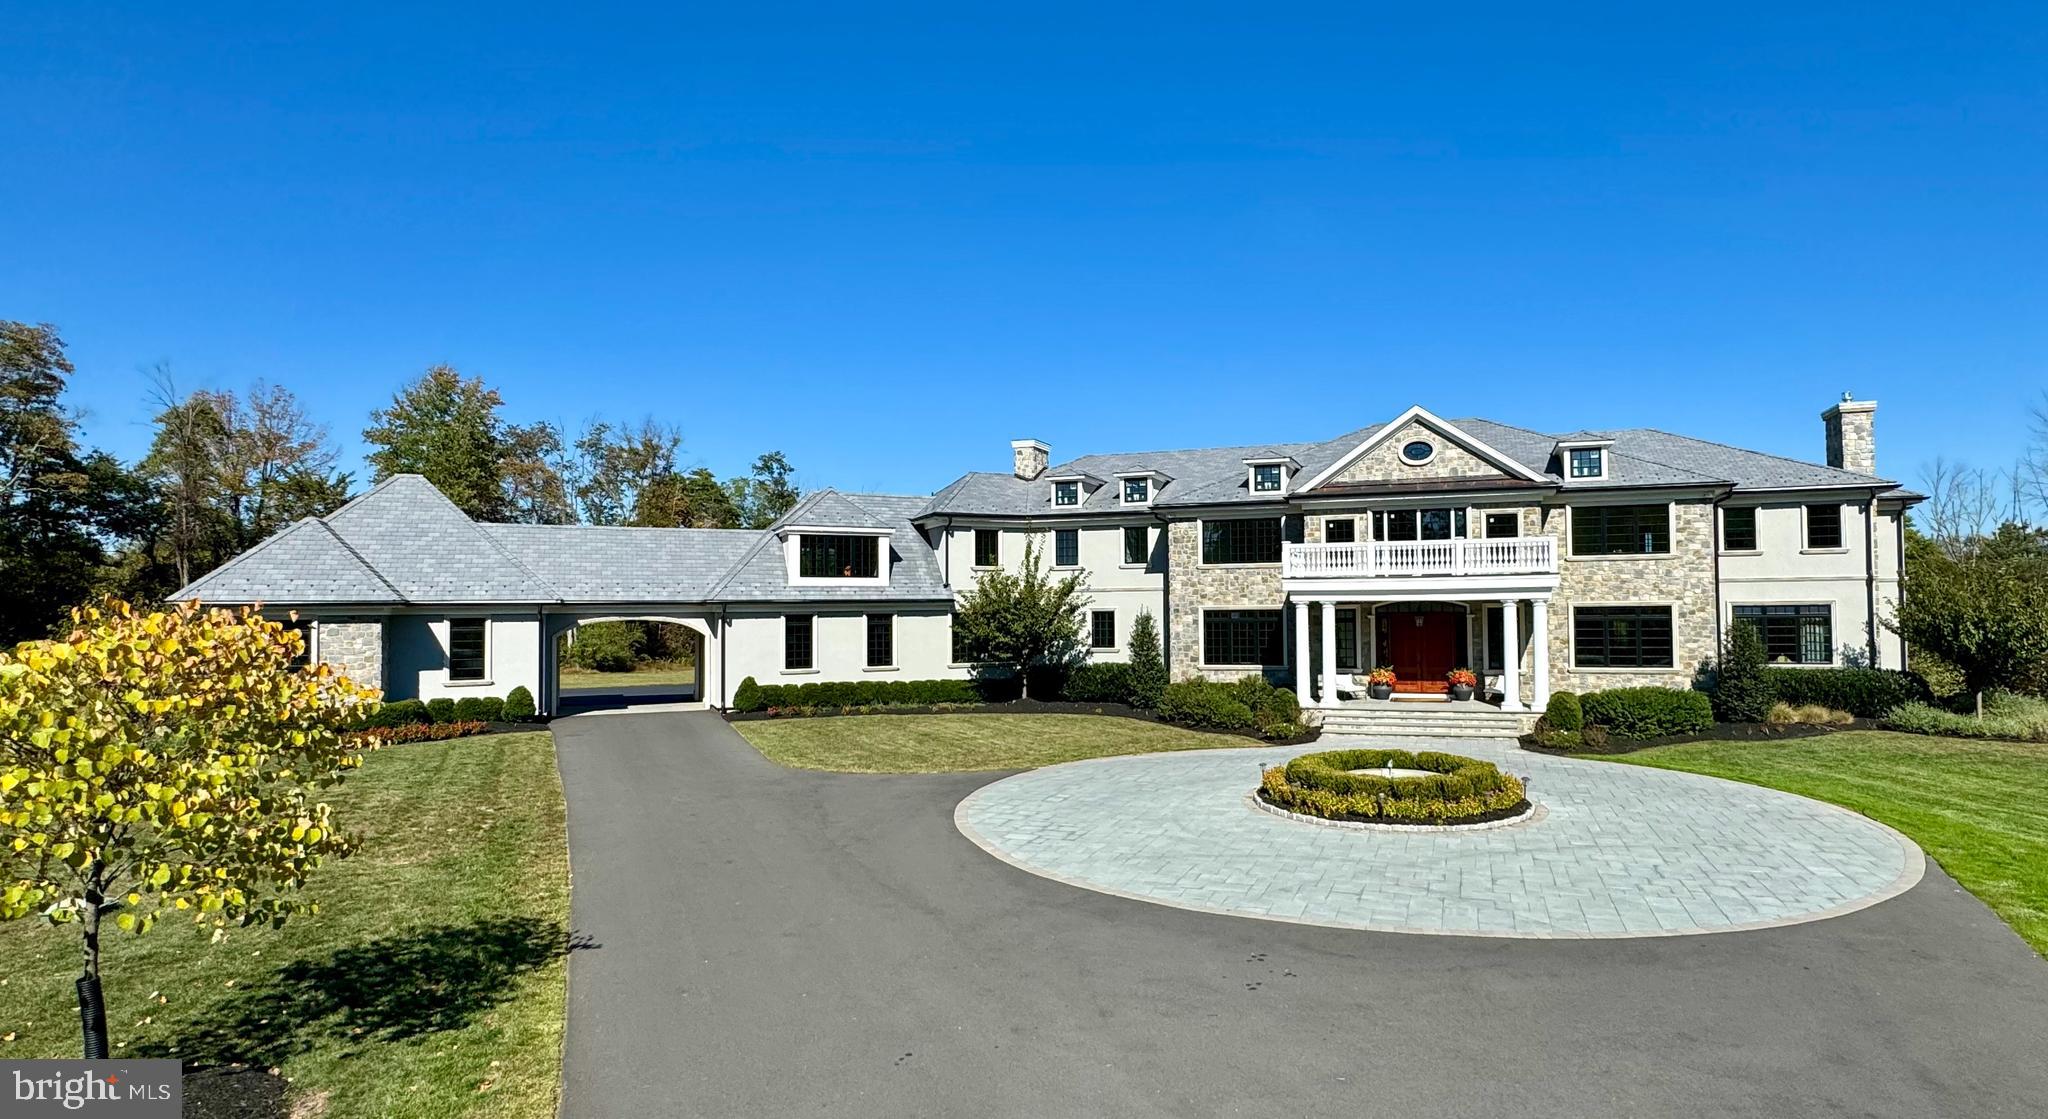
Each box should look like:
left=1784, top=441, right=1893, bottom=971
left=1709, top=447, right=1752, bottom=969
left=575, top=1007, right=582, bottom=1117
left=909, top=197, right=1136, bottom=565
left=1540, top=500, right=1718, bottom=696
left=1166, top=519, right=1285, bottom=682
left=1333, top=419, right=1511, bottom=485
left=1011, top=439, right=1050, bottom=481
left=315, top=618, right=386, bottom=694
left=1822, top=399, right=1876, bottom=475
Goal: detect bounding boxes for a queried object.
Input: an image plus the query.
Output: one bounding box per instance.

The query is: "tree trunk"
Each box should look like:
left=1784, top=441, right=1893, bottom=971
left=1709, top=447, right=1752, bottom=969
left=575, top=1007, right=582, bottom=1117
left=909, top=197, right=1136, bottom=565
left=78, top=865, right=109, bottom=1059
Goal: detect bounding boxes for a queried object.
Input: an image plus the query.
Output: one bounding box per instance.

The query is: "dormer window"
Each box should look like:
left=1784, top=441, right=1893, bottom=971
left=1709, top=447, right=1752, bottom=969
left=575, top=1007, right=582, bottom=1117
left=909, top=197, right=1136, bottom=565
left=1122, top=476, right=1149, bottom=504
left=1252, top=464, right=1284, bottom=493
left=798, top=533, right=879, bottom=579
left=1053, top=481, right=1080, bottom=507
left=1569, top=448, right=1605, bottom=479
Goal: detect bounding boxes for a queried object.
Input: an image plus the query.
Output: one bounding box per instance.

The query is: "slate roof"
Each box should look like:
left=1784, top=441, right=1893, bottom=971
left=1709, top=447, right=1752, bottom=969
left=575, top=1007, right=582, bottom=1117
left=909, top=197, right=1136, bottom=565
left=170, top=477, right=952, bottom=608
left=918, top=414, right=1904, bottom=518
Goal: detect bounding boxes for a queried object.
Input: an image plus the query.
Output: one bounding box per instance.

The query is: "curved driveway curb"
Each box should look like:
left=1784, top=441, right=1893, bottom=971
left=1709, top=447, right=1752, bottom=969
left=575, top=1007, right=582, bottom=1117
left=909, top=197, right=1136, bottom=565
left=956, top=738, right=1925, bottom=939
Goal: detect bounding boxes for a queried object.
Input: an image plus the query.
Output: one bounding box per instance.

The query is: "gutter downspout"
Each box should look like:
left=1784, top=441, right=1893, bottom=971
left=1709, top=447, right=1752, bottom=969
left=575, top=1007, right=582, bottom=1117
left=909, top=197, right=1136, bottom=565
left=1896, top=507, right=1909, bottom=672
left=1711, top=489, right=1729, bottom=663
left=719, top=605, right=730, bottom=710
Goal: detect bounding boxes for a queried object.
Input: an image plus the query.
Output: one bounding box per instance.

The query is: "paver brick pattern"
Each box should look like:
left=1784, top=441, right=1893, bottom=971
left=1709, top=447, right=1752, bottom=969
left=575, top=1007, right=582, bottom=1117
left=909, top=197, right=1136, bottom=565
left=955, top=737, right=1922, bottom=938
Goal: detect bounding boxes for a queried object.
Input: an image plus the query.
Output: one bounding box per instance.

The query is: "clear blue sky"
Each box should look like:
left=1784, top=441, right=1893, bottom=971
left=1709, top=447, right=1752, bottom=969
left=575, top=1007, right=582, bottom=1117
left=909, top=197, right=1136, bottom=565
left=7, top=3, right=2044, bottom=496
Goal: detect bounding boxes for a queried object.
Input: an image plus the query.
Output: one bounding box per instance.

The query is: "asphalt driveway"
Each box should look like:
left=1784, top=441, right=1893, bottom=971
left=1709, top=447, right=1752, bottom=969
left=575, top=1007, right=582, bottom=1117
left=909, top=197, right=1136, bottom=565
left=551, top=712, right=2048, bottom=1118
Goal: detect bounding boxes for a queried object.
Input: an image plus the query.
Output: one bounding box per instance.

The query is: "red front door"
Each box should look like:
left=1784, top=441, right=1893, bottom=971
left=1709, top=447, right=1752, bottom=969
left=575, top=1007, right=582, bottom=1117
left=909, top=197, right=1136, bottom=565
left=1381, top=611, right=1460, bottom=692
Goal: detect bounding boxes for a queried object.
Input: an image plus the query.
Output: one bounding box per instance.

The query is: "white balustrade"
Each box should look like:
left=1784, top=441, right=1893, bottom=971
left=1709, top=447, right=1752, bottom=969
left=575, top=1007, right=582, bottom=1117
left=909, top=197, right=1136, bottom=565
left=1282, top=536, right=1557, bottom=579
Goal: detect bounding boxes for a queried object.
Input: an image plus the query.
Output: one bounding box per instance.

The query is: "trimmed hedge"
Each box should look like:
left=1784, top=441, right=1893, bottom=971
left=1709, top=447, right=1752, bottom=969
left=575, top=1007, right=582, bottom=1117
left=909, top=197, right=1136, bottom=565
left=360, top=698, right=429, bottom=729
left=426, top=698, right=458, bottom=724
left=453, top=695, right=505, bottom=723
left=1761, top=667, right=1932, bottom=720
left=733, top=677, right=986, bottom=713
left=1261, top=748, right=1526, bottom=824
left=503, top=685, right=536, bottom=721
left=1580, top=686, right=1713, bottom=740
left=1156, top=676, right=1301, bottom=737
left=1062, top=662, right=1135, bottom=704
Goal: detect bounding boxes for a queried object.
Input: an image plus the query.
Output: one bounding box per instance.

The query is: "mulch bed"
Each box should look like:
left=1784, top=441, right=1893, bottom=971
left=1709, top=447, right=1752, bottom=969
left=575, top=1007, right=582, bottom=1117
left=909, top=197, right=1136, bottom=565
left=1520, top=718, right=1882, bottom=756
left=724, top=700, right=1322, bottom=747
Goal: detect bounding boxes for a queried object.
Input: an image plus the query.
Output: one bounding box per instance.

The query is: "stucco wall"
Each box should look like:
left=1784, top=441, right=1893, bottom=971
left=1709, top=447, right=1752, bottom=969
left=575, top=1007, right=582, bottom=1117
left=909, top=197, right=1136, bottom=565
left=723, top=607, right=966, bottom=691
left=384, top=613, right=545, bottom=704
left=1718, top=499, right=1903, bottom=668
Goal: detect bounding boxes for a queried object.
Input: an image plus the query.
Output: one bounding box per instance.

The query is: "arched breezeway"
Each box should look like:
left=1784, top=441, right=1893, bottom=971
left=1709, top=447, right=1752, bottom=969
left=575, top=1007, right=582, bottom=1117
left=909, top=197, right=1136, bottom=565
left=542, top=611, right=722, bottom=716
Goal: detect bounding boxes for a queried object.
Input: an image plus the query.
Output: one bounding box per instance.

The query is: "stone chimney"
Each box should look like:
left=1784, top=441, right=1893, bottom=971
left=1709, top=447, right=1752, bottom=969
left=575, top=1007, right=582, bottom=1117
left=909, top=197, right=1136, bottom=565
left=1011, top=438, right=1050, bottom=481
left=1821, top=393, right=1877, bottom=475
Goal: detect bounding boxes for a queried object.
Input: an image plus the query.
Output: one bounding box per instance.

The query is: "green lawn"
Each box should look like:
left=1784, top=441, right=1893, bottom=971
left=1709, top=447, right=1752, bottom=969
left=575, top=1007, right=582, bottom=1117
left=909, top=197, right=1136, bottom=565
left=559, top=662, right=697, bottom=688
left=1595, top=730, right=2048, bottom=955
left=0, top=731, right=570, bottom=1119
left=734, top=713, right=1254, bottom=773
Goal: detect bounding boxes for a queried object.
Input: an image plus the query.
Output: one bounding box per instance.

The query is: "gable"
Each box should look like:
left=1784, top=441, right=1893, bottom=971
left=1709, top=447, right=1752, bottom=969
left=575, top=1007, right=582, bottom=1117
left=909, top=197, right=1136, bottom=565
left=1327, top=417, right=1518, bottom=485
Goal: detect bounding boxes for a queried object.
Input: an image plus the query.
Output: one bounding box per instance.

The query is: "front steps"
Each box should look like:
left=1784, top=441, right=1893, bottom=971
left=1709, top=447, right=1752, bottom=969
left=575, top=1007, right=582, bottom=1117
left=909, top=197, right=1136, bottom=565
left=1315, top=703, right=1530, bottom=740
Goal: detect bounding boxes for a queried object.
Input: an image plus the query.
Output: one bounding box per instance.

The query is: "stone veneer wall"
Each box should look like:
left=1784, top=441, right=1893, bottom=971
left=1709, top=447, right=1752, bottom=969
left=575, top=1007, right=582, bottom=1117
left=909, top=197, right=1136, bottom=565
left=1333, top=419, right=1511, bottom=484
left=1166, top=519, right=1285, bottom=682
left=1539, top=501, right=1717, bottom=696
left=316, top=617, right=386, bottom=694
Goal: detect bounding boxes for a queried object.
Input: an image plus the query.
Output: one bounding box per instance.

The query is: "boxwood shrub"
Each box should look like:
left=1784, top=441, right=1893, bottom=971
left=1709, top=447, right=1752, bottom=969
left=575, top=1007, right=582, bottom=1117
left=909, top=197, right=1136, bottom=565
left=425, top=697, right=457, bottom=724
left=1061, top=662, right=1135, bottom=704
left=453, top=695, right=505, bottom=723
left=1761, top=667, right=1931, bottom=719
left=1261, top=748, right=1526, bottom=824
left=732, top=677, right=986, bottom=713
left=360, top=698, right=430, bottom=729
left=1580, top=686, right=1713, bottom=739
left=1156, top=676, right=1301, bottom=736
left=503, top=685, right=536, bottom=721
left=1542, top=691, right=1583, bottom=733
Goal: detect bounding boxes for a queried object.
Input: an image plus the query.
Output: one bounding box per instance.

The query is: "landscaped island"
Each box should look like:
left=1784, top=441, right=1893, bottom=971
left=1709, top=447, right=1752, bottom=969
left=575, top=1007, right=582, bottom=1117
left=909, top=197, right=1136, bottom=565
left=1258, top=747, right=1529, bottom=826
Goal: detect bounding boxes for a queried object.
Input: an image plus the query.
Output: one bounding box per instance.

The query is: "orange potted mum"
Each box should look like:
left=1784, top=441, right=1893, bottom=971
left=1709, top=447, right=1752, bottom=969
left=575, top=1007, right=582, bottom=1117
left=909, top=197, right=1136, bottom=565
left=1447, top=667, right=1478, bottom=701
left=1366, top=667, right=1396, bottom=700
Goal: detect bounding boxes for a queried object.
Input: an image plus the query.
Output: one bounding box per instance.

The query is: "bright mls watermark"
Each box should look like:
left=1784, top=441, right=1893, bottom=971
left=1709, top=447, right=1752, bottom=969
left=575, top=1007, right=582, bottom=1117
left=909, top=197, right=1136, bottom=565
left=6, top=1061, right=180, bottom=1116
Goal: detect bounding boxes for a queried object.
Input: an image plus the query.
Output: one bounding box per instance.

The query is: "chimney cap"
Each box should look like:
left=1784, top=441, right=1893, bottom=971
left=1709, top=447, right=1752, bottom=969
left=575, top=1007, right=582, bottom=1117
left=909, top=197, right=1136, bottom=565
left=1822, top=395, right=1876, bottom=418
left=1010, top=438, right=1050, bottom=451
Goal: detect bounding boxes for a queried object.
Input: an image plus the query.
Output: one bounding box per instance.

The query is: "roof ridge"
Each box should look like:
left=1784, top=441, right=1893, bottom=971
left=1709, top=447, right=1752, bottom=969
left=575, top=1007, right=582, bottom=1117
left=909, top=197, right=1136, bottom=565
left=702, top=525, right=785, bottom=600
left=174, top=517, right=322, bottom=601
left=323, top=474, right=408, bottom=521
left=1625, top=427, right=1893, bottom=485
left=315, top=519, right=408, bottom=602
left=1057, top=435, right=1334, bottom=466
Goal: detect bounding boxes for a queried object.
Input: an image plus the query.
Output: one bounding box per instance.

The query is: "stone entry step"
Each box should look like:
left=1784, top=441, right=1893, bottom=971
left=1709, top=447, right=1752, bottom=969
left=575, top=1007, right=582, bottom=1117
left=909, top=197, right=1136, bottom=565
left=1317, top=707, right=1529, bottom=740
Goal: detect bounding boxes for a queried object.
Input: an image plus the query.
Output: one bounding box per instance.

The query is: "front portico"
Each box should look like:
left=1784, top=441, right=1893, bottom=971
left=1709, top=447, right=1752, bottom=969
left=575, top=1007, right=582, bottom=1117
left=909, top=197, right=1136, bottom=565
left=1283, top=538, right=1558, bottom=711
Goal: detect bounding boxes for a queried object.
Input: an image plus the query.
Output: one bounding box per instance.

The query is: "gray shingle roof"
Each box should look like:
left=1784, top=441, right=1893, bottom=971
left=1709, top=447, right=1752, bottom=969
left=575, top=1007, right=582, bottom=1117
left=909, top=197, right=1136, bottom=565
left=707, top=491, right=952, bottom=602
left=173, top=476, right=953, bottom=608
left=479, top=524, right=764, bottom=602
left=918, top=413, right=1900, bottom=518
left=170, top=518, right=400, bottom=605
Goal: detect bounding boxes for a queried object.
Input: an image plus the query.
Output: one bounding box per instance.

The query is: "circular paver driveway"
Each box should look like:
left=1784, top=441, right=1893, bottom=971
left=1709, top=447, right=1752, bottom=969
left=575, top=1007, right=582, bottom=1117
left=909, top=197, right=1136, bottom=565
left=956, top=738, right=1924, bottom=938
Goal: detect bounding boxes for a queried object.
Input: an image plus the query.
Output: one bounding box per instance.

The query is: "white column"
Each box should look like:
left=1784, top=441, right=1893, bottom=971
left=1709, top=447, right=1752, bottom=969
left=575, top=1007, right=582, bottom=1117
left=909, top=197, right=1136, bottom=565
left=1498, top=598, right=1523, bottom=711
left=1292, top=599, right=1312, bottom=703
left=1530, top=598, right=1551, bottom=712
left=1319, top=600, right=1339, bottom=708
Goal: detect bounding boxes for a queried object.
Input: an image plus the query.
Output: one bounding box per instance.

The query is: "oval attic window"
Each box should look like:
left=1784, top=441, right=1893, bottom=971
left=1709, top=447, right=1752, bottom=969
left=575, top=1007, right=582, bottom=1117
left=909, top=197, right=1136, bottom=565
left=1401, top=440, right=1435, bottom=464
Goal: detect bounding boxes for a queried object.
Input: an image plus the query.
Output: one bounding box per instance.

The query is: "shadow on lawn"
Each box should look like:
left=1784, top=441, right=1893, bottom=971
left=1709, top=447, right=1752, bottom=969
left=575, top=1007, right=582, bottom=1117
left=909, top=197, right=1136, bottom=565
left=143, top=917, right=596, bottom=1116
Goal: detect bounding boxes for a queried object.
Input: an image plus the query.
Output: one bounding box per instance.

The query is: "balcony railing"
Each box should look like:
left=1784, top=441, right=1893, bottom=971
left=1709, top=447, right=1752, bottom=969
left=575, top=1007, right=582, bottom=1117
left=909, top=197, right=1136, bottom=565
left=1283, top=537, right=1558, bottom=579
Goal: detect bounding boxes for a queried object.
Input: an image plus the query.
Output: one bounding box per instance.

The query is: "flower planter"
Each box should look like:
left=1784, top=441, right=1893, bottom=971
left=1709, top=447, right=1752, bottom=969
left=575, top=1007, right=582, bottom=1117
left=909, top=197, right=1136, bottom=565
left=1449, top=683, right=1475, bottom=702
left=1368, top=684, right=1394, bottom=701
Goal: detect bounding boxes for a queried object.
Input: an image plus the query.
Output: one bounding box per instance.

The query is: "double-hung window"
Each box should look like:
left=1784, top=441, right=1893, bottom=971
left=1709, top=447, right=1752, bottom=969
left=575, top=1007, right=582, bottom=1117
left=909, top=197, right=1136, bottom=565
left=1202, top=609, right=1285, bottom=666
left=1089, top=610, right=1116, bottom=650
left=1573, top=606, right=1674, bottom=668
left=1201, top=518, right=1282, bottom=565
left=1733, top=604, right=1833, bottom=665
left=1484, top=513, right=1519, bottom=539
left=784, top=615, right=815, bottom=671
left=1323, top=518, right=1356, bottom=544
left=1123, top=525, right=1149, bottom=565
left=448, top=618, right=487, bottom=681
left=866, top=614, right=894, bottom=668
left=1805, top=504, right=1843, bottom=550
left=973, top=529, right=999, bottom=567
left=1054, top=528, right=1080, bottom=568
left=1570, top=504, right=1671, bottom=556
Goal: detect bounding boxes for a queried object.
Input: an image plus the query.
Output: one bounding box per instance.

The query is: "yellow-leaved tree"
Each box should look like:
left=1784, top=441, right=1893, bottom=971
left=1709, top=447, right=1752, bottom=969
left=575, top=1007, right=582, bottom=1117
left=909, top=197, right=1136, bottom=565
left=0, top=599, right=380, bottom=1057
